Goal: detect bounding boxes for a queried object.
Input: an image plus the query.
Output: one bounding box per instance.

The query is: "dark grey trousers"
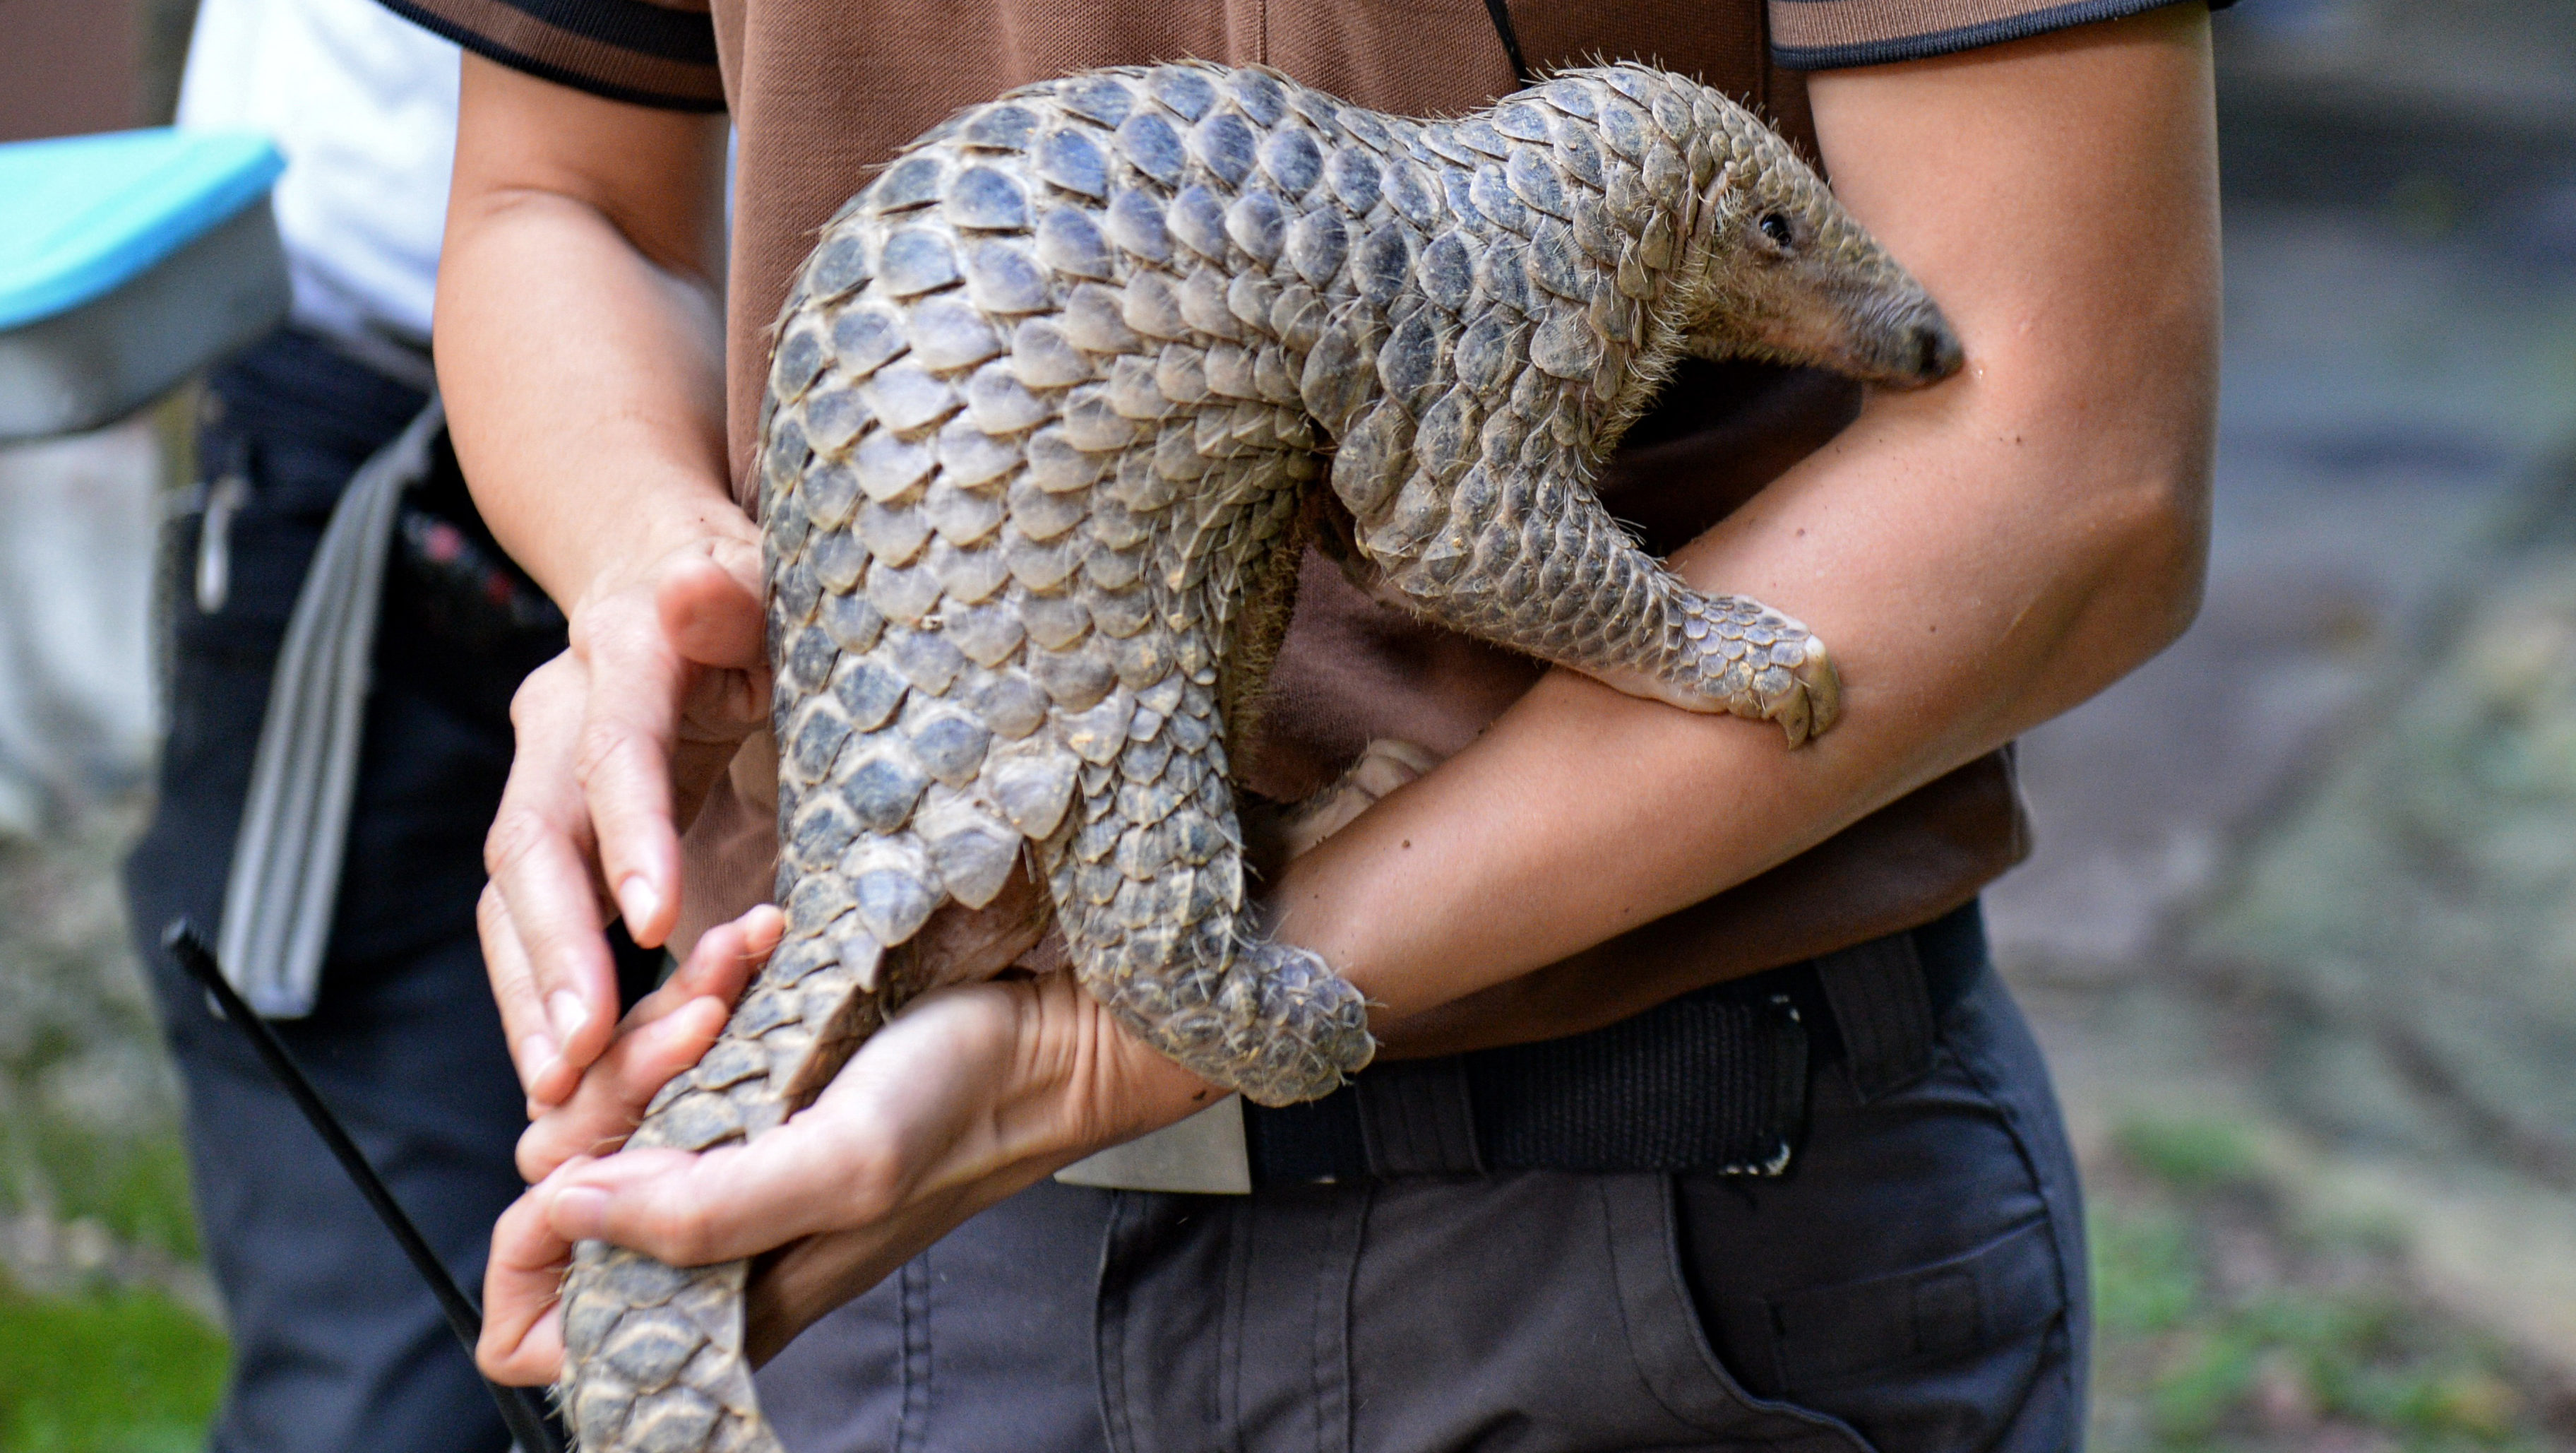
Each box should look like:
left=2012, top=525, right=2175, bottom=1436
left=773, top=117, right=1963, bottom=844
left=754, top=956, right=2087, bottom=1453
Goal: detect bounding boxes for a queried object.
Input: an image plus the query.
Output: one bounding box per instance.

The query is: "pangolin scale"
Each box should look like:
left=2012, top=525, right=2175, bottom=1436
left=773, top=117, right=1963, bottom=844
left=554, top=59, right=1960, bottom=1452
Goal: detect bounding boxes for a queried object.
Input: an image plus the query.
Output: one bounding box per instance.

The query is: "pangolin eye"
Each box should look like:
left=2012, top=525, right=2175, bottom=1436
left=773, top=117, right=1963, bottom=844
left=1758, top=213, right=1794, bottom=249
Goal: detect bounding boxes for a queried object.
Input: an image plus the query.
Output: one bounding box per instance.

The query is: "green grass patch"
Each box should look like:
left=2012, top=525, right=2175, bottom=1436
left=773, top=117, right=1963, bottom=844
left=0, top=1285, right=227, bottom=1453
left=2113, top=1115, right=2262, bottom=1192
left=2094, top=1205, right=2541, bottom=1448
left=2088, top=1115, right=2553, bottom=1452
left=13, top=1126, right=199, bottom=1265
left=2093, top=1204, right=2201, bottom=1336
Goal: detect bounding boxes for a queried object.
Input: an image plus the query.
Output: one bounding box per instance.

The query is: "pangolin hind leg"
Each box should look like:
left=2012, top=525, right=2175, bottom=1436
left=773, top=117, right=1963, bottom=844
left=1039, top=662, right=1373, bottom=1108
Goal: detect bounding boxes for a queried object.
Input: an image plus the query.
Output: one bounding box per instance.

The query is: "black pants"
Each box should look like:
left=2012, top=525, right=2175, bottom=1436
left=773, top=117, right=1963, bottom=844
left=125, top=331, right=562, bottom=1453
left=754, top=923, right=2089, bottom=1453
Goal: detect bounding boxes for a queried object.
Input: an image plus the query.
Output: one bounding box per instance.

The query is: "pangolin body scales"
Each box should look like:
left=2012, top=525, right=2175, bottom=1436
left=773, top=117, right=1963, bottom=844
left=556, top=59, right=1960, bottom=1453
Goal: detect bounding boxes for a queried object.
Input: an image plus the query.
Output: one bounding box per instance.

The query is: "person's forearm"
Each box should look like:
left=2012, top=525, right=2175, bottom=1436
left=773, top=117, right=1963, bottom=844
left=444, top=58, right=761, bottom=1044
left=436, top=55, right=739, bottom=609
left=1274, top=6, right=2219, bottom=1020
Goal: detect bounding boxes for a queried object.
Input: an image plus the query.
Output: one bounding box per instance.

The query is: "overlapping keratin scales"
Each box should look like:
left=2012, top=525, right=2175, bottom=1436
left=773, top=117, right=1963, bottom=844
left=567, top=60, right=1897, bottom=1453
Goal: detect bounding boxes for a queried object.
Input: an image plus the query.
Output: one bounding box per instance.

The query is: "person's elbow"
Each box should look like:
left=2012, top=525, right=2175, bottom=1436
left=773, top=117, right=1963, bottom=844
left=2099, top=404, right=2214, bottom=664
left=1979, top=298, right=2217, bottom=714
left=2049, top=347, right=2218, bottom=692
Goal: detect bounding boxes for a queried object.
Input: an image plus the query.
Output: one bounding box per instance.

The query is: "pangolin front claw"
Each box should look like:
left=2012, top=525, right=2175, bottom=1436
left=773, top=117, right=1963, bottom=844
left=1772, top=636, right=1841, bottom=746
left=1656, top=595, right=1844, bottom=747
left=1743, top=630, right=1839, bottom=747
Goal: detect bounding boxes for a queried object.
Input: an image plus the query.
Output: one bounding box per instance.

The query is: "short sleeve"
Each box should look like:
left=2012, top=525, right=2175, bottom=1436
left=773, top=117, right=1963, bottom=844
left=374, top=0, right=724, bottom=111
left=1771, top=0, right=2224, bottom=71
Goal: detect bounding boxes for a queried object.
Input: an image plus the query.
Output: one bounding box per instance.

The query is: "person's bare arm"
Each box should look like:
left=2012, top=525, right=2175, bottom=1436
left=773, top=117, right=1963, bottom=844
left=440, top=55, right=760, bottom=1101
left=441, top=54, right=733, bottom=614
left=475, top=6, right=2222, bottom=1382
left=1272, top=4, right=2219, bottom=1016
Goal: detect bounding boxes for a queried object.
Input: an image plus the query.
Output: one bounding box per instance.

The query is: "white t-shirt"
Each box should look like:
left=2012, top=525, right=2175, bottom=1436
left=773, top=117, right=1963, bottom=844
left=176, top=0, right=457, bottom=379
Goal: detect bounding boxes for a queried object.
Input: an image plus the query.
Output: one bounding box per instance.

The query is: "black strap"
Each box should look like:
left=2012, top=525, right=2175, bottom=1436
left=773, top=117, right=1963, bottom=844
left=1247, top=993, right=1807, bottom=1181
left=163, top=922, right=564, bottom=1453
left=1243, top=903, right=1988, bottom=1185
left=1467, top=992, right=1808, bottom=1174
left=1356, top=1059, right=1486, bottom=1175
left=1481, top=0, right=1537, bottom=88
left=1813, top=930, right=1936, bottom=1102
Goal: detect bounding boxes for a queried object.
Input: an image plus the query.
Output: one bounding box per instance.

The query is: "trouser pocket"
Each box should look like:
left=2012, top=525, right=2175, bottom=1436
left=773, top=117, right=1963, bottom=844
left=1592, top=1173, right=1883, bottom=1452
left=1672, top=973, right=2088, bottom=1453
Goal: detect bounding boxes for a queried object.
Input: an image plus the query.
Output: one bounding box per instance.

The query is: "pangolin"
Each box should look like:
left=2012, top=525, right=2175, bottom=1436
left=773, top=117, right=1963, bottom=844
left=554, top=60, right=1962, bottom=1452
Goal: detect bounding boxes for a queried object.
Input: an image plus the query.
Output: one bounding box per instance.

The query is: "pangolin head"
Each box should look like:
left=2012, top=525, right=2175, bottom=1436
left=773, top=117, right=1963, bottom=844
left=1660, top=78, right=1964, bottom=391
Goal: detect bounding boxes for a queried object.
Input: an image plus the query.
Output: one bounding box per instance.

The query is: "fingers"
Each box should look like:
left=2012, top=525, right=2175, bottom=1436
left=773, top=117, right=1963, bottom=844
left=537, top=978, right=1197, bottom=1268
left=660, top=542, right=768, bottom=672
left=532, top=987, right=1021, bottom=1267
left=485, top=653, right=621, bottom=1105
left=515, top=906, right=781, bottom=1182
left=1347, top=737, right=1443, bottom=793
left=478, top=1184, right=573, bottom=1386
left=661, top=549, right=773, bottom=844
left=1275, top=737, right=1443, bottom=858
left=479, top=885, right=553, bottom=1098
left=568, top=596, right=691, bottom=949
left=626, top=901, right=780, bottom=1026
left=487, top=535, right=769, bottom=1108
left=578, top=545, right=771, bottom=951
left=667, top=901, right=782, bottom=1003
left=542, top=1124, right=893, bottom=1271
left=516, top=996, right=728, bottom=1182
left=523, top=976, right=1213, bottom=1360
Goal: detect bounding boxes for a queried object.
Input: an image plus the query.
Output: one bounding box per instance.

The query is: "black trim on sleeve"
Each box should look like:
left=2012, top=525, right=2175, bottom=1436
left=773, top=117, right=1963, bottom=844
left=372, top=0, right=725, bottom=112
left=470, top=0, right=717, bottom=64
left=1775, top=0, right=2217, bottom=71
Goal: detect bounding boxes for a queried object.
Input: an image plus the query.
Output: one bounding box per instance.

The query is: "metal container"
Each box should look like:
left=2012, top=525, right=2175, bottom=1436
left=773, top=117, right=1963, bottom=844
left=0, top=129, right=290, bottom=441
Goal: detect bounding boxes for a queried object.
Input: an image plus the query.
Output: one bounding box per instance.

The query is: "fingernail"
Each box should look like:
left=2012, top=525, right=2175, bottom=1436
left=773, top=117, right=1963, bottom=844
left=619, top=874, right=663, bottom=932
left=517, top=1033, right=557, bottom=1085
left=530, top=1055, right=568, bottom=1110
left=548, top=990, right=590, bottom=1046
left=551, top=1185, right=610, bottom=1240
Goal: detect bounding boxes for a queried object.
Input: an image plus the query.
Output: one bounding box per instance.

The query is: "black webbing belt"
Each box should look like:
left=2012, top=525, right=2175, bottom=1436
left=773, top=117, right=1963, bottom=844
left=1241, top=903, right=1988, bottom=1183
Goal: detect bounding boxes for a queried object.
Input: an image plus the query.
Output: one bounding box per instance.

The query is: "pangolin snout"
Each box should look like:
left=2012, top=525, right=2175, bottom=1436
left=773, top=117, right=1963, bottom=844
left=1907, top=316, right=1965, bottom=386
left=1847, top=300, right=1964, bottom=389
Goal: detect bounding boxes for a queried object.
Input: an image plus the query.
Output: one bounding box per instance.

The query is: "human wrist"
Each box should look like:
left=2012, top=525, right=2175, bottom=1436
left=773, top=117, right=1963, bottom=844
left=561, top=488, right=761, bottom=627
left=1010, top=978, right=1224, bottom=1166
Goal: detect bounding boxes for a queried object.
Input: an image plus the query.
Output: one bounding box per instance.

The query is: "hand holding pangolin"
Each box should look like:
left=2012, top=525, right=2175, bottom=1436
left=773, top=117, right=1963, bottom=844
left=552, top=59, right=1960, bottom=1453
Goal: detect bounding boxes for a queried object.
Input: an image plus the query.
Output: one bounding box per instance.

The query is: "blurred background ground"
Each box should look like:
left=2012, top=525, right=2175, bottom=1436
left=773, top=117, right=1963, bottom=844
left=2, top=4, right=272, bottom=1444
left=1988, top=1, right=2576, bottom=1447
left=2, top=0, right=2574, bottom=1449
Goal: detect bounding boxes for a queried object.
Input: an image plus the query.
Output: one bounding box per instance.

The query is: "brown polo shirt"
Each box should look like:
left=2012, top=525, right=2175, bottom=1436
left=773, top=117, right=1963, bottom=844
left=380, top=0, right=2194, bottom=1049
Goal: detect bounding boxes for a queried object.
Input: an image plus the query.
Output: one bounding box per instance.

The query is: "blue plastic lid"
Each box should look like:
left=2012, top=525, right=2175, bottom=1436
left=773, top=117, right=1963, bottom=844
left=0, top=128, right=285, bottom=331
